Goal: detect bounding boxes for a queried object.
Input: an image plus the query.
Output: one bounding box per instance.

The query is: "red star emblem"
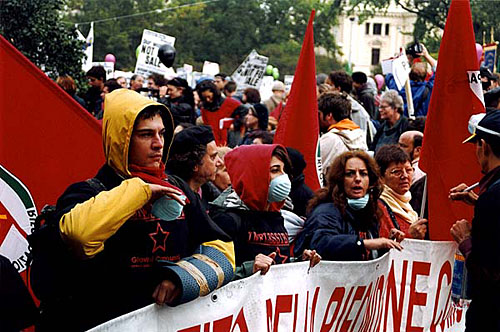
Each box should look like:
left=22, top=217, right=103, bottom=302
left=275, top=247, right=288, bottom=264
left=149, top=223, right=170, bottom=253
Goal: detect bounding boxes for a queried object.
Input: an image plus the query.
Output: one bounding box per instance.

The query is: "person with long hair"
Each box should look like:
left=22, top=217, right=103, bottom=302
left=158, top=77, right=196, bottom=125
left=294, top=150, right=402, bottom=261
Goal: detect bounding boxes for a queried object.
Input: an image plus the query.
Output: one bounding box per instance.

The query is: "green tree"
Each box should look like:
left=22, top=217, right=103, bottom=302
left=64, top=0, right=343, bottom=76
left=0, top=0, right=85, bottom=84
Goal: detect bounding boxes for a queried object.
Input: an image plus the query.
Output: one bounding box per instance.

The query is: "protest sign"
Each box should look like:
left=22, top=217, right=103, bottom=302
left=90, top=240, right=467, bottom=332
left=483, top=42, right=498, bottom=73
left=135, top=29, right=175, bottom=78
left=381, top=54, right=411, bottom=91
left=259, top=75, right=274, bottom=101
left=232, top=50, right=269, bottom=91
left=92, top=61, right=114, bottom=79
left=284, top=75, right=294, bottom=92
left=202, top=61, right=220, bottom=76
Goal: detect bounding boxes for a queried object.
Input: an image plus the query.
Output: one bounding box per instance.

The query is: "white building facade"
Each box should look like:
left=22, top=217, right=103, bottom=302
left=333, top=2, right=418, bottom=74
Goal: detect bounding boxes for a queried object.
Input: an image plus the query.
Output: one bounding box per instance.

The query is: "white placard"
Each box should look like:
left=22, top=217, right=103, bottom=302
left=135, top=29, right=176, bottom=78
left=92, top=62, right=114, bottom=80
left=202, top=61, right=220, bottom=76
left=232, top=50, right=269, bottom=91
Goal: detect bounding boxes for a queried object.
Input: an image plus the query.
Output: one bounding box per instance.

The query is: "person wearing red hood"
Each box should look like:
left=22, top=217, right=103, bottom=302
left=211, top=144, right=320, bottom=278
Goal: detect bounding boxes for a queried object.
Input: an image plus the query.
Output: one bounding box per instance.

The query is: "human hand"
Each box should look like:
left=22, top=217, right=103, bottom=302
left=302, top=249, right=321, bottom=268
left=408, top=218, right=427, bottom=239
left=252, top=252, right=276, bottom=275
left=149, top=184, right=186, bottom=205
left=159, top=86, right=168, bottom=99
left=389, top=228, right=405, bottom=242
left=450, top=219, right=471, bottom=244
left=152, top=280, right=181, bottom=305
left=364, top=238, right=403, bottom=251
left=415, top=44, right=428, bottom=57
left=449, top=183, right=478, bottom=206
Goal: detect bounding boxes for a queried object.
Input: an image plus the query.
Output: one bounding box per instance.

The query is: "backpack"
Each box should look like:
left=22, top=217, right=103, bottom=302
left=27, top=178, right=106, bottom=302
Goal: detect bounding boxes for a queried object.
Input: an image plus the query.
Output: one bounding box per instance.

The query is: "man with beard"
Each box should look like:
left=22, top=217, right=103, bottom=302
left=196, top=80, right=242, bottom=146
left=84, top=66, right=106, bottom=117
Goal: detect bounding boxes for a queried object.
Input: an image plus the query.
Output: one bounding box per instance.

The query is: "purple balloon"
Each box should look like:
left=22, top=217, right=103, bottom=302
left=475, top=43, right=483, bottom=65
left=104, top=53, right=116, bottom=63
left=375, top=74, right=384, bottom=90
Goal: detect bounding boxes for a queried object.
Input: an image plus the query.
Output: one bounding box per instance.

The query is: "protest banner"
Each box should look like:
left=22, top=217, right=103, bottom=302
left=419, top=0, right=484, bottom=240
left=0, top=35, right=104, bottom=287
left=274, top=11, right=321, bottom=191
left=135, top=29, right=176, bottom=78
left=232, top=50, right=269, bottom=91
left=92, top=61, right=114, bottom=79
left=482, top=42, right=498, bottom=73
left=90, top=240, right=468, bottom=332
left=381, top=53, right=411, bottom=91
left=76, top=22, right=94, bottom=72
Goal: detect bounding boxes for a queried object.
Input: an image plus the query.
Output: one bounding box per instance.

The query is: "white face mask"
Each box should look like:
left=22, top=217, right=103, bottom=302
left=268, top=174, right=291, bottom=202
left=347, top=193, right=370, bottom=210
left=152, top=195, right=186, bottom=221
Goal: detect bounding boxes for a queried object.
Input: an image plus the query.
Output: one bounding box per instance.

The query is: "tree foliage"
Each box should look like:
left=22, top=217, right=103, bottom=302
left=0, top=0, right=85, bottom=83
left=347, top=0, right=500, bottom=53
left=64, top=0, right=343, bottom=75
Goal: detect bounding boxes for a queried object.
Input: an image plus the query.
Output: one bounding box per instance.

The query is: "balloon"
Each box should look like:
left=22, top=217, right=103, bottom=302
left=266, top=65, right=273, bottom=75
left=158, top=44, right=176, bottom=67
left=135, top=45, right=140, bottom=59
left=272, top=67, right=279, bottom=75
left=374, top=74, right=384, bottom=90
left=104, top=53, right=116, bottom=63
left=272, top=71, right=279, bottom=79
left=475, top=43, right=483, bottom=65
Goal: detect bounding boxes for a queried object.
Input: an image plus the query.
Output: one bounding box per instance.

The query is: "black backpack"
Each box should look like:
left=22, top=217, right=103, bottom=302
left=27, top=178, right=106, bottom=302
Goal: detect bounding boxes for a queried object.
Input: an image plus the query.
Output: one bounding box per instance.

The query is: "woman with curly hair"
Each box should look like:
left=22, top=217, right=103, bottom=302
left=293, top=150, right=403, bottom=261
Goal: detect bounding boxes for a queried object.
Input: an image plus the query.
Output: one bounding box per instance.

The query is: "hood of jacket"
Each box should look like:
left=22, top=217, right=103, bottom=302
left=328, top=126, right=367, bottom=151
left=224, top=144, right=287, bottom=212
left=102, top=89, right=174, bottom=178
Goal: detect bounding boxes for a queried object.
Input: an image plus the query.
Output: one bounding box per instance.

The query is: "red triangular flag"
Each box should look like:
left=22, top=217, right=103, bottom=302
left=419, top=0, right=484, bottom=240
left=0, top=35, right=104, bottom=288
left=274, top=10, right=321, bottom=191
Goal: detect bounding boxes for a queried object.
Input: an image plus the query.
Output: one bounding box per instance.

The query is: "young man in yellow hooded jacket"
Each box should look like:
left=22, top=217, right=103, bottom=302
left=37, top=89, right=235, bottom=331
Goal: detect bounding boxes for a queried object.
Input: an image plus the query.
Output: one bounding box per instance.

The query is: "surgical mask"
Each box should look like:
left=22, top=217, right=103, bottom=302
left=268, top=174, right=291, bottom=202
left=152, top=195, right=186, bottom=221
left=347, top=193, right=370, bottom=210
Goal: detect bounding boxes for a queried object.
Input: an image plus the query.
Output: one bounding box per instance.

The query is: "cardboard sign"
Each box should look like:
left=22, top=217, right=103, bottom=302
left=381, top=54, right=411, bottom=91
left=232, top=50, right=269, bottom=91
left=135, top=29, right=175, bottom=78
left=202, top=61, right=220, bottom=76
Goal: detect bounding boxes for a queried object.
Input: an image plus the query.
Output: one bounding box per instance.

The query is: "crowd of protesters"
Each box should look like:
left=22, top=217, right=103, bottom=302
left=3, top=41, right=500, bottom=332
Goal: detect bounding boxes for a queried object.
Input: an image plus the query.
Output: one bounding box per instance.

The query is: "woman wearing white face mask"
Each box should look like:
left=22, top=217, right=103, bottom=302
left=294, top=151, right=403, bottom=261
left=211, top=144, right=320, bottom=278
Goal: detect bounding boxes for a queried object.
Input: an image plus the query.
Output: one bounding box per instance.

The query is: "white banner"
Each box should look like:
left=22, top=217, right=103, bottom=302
left=232, top=50, right=269, bottom=91
left=135, top=29, right=176, bottom=78
left=90, top=240, right=469, bottom=332
left=382, top=53, right=411, bottom=91
left=77, top=22, right=94, bottom=72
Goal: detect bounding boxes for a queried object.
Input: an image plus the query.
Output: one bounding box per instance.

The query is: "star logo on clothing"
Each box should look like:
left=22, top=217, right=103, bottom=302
left=149, top=222, right=170, bottom=253
left=275, top=247, right=288, bottom=264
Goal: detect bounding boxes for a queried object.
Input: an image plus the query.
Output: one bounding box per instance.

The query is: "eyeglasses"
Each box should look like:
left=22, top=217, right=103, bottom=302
left=379, top=104, right=391, bottom=110
left=388, top=167, right=414, bottom=178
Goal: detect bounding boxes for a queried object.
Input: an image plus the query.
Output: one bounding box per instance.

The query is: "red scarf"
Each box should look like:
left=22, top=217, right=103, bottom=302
left=128, top=162, right=186, bottom=202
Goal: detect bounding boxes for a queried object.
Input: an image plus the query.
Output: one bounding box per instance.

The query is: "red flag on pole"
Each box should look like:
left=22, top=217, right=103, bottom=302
left=0, top=35, right=104, bottom=287
left=419, top=0, right=485, bottom=240
left=273, top=10, right=321, bottom=191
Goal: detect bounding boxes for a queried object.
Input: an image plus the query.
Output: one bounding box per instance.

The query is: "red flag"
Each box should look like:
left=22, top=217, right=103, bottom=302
left=0, top=36, right=104, bottom=287
left=419, top=0, right=484, bottom=240
left=274, top=10, right=321, bottom=191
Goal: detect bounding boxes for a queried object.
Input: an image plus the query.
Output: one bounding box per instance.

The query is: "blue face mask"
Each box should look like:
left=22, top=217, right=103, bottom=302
left=152, top=195, right=186, bottom=221
left=347, top=193, right=370, bottom=210
left=268, top=174, right=291, bottom=202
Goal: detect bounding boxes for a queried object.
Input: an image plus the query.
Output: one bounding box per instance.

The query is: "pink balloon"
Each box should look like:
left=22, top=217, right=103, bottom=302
left=375, top=74, right=384, bottom=90
left=475, top=43, right=483, bottom=65
left=104, top=53, right=116, bottom=63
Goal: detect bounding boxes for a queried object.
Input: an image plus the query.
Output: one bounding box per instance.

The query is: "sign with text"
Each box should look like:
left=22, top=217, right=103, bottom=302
left=232, top=50, right=269, bottom=91
left=135, top=29, right=175, bottom=78
left=90, top=240, right=467, bottom=332
left=92, top=62, right=114, bottom=80
left=382, top=54, right=411, bottom=91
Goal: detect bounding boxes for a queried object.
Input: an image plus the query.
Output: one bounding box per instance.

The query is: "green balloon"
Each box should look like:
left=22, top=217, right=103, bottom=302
left=266, top=65, right=273, bottom=75
left=272, top=72, right=279, bottom=79
left=135, top=45, right=140, bottom=59
left=272, top=67, right=279, bottom=75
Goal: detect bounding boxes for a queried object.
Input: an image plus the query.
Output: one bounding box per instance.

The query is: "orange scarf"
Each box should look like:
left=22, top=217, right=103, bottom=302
left=328, top=118, right=360, bottom=132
